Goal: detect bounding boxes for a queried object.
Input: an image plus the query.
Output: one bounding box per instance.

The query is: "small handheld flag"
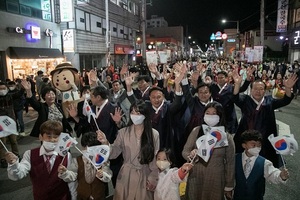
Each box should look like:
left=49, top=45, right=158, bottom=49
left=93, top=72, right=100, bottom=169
left=202, top=125, right=228, bottom=148
left=82, top=99, right=96, bottom=123
left=0, top=116, right=18, bottom=138
left=268, top=134, right=298, bottom=156
left=85, top=145, right=110, bottom=167
left=54, top=133, right=78, bottom=156
left=196, top=134, right=217, bottom=162
left=82, top=99, right=100, bottom=130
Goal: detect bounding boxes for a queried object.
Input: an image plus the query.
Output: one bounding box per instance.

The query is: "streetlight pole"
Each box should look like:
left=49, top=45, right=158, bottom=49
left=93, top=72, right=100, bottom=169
left=222, top=19, right=240, bottom=50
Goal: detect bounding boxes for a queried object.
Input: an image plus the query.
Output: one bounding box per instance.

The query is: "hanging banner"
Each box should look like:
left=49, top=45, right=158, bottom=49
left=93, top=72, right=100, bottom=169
left=253, top=46, right=264, bottom=62
left=276, top=0, right=289, bottom=33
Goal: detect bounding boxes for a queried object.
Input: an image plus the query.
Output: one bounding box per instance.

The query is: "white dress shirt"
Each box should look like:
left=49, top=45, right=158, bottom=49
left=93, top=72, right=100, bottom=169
left=242, top=151, right=287, bottom=184
left=96, top=99, right=108, bottom=118
left=7, top=145, right=77, bottom=200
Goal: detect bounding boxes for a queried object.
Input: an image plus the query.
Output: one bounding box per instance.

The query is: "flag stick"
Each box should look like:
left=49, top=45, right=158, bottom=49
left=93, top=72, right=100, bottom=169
left=280, top=154, right=286, bottom=169
left=0, top=139, right=9, bottom=152
left=74, top=145, right=98, bottom=169
left=60, top=155, right=66, bottom=165
left=92, top=115, right=101, bottom=131
left=189, top=153, right=197, bottom=164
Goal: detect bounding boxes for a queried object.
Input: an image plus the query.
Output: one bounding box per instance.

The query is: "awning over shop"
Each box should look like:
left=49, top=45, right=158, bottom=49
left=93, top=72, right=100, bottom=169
left=9, top=47, right=63, bottom=59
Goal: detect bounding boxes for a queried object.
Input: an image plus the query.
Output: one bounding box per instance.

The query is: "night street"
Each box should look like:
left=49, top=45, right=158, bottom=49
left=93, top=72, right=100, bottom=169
left=1, top=98, right=300, bottom=200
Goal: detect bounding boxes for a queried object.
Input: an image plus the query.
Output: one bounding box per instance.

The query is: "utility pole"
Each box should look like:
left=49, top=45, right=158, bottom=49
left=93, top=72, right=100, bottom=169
left=260, top=0, right=265, bottom=48
left=141, top=0, right=147, bottom=64
left=105, top=0, right=110, bottom=67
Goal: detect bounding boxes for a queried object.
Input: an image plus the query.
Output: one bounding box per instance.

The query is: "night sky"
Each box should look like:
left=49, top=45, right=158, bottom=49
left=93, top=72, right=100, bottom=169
left=147, top=0, right=278, bottom=47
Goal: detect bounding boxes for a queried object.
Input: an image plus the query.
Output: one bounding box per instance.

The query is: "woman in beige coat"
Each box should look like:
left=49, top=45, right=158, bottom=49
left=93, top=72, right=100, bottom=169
left=182, top=102, right=235, bottom=200
left=98, top=100, right=160, bottom=200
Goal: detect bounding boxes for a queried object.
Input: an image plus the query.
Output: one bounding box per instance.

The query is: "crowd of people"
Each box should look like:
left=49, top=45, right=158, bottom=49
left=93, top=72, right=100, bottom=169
left=0, top=58, right=299, bottom=200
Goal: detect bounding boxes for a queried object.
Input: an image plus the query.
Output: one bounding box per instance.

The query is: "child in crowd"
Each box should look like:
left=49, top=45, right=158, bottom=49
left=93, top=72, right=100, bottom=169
left=234, top=130, right=289, bottom=200
left=154, top=148, right=193, bottom=200
left=58, top=131, right=112, bottom=200
left=5, top=120, right=77, bottom=200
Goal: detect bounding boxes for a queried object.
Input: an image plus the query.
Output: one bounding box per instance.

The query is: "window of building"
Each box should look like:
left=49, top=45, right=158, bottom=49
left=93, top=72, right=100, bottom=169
left=20, top=5, right=31, bottom=16
left=96, top=22, right=101, bottom=28
left=120, top=29, right=124, bottom=34
left=113, top=27, right=117, bottom=32
left=6, top=1, right=19, bottom=14
left=102, top=28, right=106, bottom=35
left=3, top=0, right=51, bottom=21
left=0, top=1, right=6, bottom=10
left=80, top=18, right=85, bottom=23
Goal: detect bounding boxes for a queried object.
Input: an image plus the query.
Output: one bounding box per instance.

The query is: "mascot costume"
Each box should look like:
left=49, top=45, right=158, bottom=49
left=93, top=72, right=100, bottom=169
left=50, top=63, right=80, bottom=118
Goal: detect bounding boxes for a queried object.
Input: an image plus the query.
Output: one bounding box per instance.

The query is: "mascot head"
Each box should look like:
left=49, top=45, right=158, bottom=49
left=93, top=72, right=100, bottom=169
left=50, top=63, right=79, bottom=92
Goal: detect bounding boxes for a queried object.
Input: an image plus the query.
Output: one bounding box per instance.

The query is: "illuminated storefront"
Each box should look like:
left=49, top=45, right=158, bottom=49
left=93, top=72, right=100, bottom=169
left=8, top=47, right=64, bottom=79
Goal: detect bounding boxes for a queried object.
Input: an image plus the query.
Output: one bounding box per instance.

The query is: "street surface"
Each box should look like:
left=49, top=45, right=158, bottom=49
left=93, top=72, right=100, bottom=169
left=0, top=99, right=300, bottom=200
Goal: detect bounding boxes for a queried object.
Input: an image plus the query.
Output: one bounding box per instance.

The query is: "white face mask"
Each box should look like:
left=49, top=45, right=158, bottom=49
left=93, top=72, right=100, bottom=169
left=130, top=114, right=145, bottom=125
left=0, top=89, right=8, bottom=96
left=9, top=86, right=16, bottom=91
left=204, top=114, right=220, bottom=127
left=43, top=141, right=57, bottom=151
left=156, top=160, right=171, bottom=171
left=248, top=147, right=261, bottom=156
left=84, top=93, right=90, bottom=100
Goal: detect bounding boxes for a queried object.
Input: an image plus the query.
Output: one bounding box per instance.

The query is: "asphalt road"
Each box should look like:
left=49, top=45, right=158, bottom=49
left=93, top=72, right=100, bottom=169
left=0, top=98, right=300, bottom=200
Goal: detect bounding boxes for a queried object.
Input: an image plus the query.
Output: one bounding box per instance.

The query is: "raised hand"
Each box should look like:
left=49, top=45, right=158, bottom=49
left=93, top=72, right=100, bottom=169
left=21, top=79, right=31, bottom=90
left=232, top=68, right=242, bottom=85
left=246, top=66, right=256, bottom=81
left=67, top=103, right=78, bottom=118
left=88, top=69, right=98, bottom=83
left=148, top=63, right=158, bottom=74
left=120, top=64, right=129, bottom=77
left=110, top=107, right=123, bottom=123
left=196, top=63, right=204, bottom=73
left=124, top=72, right=134, bottom=86
left=284, top=73, right=298, bottom=89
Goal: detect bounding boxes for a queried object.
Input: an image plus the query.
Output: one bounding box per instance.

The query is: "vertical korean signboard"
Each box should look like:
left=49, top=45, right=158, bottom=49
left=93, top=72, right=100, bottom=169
left=60, top=0, right=74, bottom=22
left=276, top=0, right=289, bottom=33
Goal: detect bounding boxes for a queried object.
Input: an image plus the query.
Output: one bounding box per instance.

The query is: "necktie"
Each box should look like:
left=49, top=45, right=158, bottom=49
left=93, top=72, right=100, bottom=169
left=244, top=158, right=251, bottom=178
left=96, top=107, right=100, bottom=115
left=45, top=155, right=52, bottom=173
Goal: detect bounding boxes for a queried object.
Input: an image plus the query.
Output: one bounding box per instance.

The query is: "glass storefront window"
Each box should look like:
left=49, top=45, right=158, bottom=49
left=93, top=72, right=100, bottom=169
left=3, top=0, right=51, bottom=21
left=11, top=58, right=64, bottom=79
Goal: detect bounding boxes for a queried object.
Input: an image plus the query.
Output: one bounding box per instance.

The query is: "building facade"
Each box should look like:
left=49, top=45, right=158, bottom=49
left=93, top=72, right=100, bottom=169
left=0, top=0, right=140, bottom=81
left=0, top=0, right=64, bottom=81
left=146, top=15, right=168, bottom=28
left=64, top=0, right=140, bottom=72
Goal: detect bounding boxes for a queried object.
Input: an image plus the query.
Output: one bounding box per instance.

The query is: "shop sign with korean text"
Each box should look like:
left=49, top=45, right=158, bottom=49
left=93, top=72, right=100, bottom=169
left=63, top=29, right=75, bottom=52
